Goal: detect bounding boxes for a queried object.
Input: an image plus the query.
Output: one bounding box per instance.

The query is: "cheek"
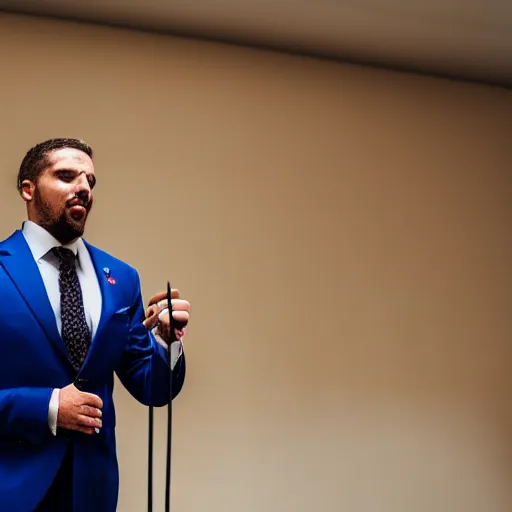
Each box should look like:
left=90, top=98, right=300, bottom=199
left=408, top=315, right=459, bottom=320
left=38, top=186, right=70, bottom=209
left=48, top=184, right=73, bottom=200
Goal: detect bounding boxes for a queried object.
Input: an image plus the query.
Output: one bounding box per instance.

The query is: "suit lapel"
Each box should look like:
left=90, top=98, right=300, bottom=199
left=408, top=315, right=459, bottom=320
left=80, top=241, right=117, bottom=366
left=0, top=230, right=71, bottom=366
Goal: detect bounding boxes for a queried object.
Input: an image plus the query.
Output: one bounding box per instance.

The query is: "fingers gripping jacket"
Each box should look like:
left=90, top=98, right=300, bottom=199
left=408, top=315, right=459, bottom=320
left=148, top=282, right=176, bottom=512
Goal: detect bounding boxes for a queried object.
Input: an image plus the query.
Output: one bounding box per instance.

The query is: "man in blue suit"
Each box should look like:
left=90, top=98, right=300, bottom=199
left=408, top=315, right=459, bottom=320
left=0, top=138, right=191, bottom=511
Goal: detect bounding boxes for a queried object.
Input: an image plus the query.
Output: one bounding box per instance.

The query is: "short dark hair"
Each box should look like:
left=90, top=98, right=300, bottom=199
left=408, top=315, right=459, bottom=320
left=17, top=138, right=93, bottom=192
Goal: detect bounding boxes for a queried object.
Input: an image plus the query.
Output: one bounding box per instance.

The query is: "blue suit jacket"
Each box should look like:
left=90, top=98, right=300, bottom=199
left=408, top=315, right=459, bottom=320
left=0, top=230, right=186, bottom=512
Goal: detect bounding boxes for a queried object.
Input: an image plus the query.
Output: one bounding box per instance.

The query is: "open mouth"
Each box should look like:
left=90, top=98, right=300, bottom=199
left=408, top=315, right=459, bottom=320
left=67, top=204, right=87, bottom=220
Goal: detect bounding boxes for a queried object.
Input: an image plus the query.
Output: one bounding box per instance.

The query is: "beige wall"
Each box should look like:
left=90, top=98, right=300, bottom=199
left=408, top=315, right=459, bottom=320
left=0, top=12, right=511, bottom=512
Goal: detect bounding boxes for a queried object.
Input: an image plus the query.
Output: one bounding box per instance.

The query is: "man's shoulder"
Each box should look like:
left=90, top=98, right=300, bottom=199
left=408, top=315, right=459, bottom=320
left=82, top=240, right=138, bottom=276
left=0, top=230, right=23, bottom=254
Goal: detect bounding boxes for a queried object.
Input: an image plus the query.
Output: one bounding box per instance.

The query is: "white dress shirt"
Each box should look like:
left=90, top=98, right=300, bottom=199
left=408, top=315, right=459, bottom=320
left=23, top=220, right=103, bottom=337
left=21, top=221, right=181, bottom=435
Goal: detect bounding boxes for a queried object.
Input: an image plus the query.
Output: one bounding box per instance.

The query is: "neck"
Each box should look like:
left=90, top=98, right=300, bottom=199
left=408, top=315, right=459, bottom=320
left=26, top=218, right=81, bottom=246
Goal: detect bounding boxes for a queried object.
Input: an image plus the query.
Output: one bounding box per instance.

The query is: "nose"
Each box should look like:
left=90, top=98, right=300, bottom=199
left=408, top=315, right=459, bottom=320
left=76, top=189, right=90, bottom=204
left=75, top=174, right=91, bottom=203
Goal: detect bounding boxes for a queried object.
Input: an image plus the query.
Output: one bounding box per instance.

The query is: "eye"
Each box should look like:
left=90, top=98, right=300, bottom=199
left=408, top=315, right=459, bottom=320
left=56, top=171, right=75, bottom=182
left=88, top=175, right=96, bottom=189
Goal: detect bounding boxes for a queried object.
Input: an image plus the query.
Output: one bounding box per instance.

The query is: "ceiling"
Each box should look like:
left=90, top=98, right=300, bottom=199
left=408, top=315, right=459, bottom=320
left=1, top=0, right=511, bottom=87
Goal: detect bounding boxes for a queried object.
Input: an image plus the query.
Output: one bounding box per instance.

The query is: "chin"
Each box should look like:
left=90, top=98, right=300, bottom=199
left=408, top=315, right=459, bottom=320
left=52, top=219, right=87, bottom=244
left=70, top=222, right=86, bottom=238
left=67, top=212, right=88, bottom=231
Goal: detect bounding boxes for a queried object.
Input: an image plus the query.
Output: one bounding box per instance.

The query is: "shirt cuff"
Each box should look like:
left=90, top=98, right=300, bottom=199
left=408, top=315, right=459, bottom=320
left=151, top=328, right=183, bottom=370
left=48, top=388, right=60, bottom=436
left=169, top=341, right=183, bottom=369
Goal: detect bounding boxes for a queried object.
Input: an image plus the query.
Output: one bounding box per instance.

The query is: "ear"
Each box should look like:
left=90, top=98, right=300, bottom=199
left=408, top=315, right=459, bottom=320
left=20, top=180, right=35, bottom=202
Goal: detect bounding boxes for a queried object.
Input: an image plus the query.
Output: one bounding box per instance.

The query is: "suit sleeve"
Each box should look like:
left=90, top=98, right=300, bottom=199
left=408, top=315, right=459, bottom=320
left=0, top=387, right=54, bottom=444
left=115, top=269, right=186, bottom=407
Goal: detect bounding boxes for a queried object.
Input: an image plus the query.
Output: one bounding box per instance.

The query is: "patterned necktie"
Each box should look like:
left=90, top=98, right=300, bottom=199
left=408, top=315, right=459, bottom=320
left=52, top=247, right=91, bottom=371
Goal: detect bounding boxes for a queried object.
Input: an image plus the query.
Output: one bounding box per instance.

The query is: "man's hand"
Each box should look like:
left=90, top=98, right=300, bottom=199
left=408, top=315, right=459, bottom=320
left=57, top=383, right=103, bottom=435
left=143, top=288, right=191, bottom=344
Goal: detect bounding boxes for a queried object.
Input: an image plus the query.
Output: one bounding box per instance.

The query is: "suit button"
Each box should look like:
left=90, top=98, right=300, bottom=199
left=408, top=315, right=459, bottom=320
left=75, top=378, right=89, bottom=389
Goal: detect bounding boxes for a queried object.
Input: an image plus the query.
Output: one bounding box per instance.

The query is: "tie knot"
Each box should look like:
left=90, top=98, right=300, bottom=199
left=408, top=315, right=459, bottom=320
left=52, top=246, right=76, bottom=265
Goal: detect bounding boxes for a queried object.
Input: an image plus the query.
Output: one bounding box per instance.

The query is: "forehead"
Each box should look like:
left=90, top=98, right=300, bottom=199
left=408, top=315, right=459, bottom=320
left=45, top=147, right=95, bottom=174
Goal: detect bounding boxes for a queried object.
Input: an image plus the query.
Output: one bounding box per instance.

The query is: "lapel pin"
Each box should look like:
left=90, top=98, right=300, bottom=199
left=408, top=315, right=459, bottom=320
left=103, top=267, right=116, bottom=285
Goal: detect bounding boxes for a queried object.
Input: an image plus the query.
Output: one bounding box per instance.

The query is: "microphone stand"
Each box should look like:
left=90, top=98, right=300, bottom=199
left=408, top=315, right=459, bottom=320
left=148, top=282, right=175, bottom=512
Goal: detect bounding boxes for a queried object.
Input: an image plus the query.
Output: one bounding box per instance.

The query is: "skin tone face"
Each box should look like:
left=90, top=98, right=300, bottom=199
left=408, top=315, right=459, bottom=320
left=20, top=148, right=96, bottom=244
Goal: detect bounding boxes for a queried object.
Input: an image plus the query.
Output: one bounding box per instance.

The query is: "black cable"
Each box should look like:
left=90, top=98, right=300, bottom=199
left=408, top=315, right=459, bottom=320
left=165, top=281, right=174, bottom=512
left=148, top=404, right=153, bottom=512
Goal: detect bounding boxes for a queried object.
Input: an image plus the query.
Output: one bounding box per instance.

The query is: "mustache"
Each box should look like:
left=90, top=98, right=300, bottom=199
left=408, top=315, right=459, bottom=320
left=66, top=194, right=92, bottom=210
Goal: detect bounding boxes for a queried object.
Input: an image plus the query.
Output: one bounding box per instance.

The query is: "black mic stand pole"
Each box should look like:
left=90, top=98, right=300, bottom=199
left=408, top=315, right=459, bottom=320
left=148, top=282, right=175, bottom=512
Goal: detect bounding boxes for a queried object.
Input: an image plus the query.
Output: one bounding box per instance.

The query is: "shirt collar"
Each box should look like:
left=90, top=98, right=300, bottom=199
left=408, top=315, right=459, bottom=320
left=22, top=220, right=83, bottom=262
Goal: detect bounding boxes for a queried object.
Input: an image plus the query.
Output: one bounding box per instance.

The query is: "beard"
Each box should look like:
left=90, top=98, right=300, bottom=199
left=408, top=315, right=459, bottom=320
left=34, top=188, right=92, bottom=244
